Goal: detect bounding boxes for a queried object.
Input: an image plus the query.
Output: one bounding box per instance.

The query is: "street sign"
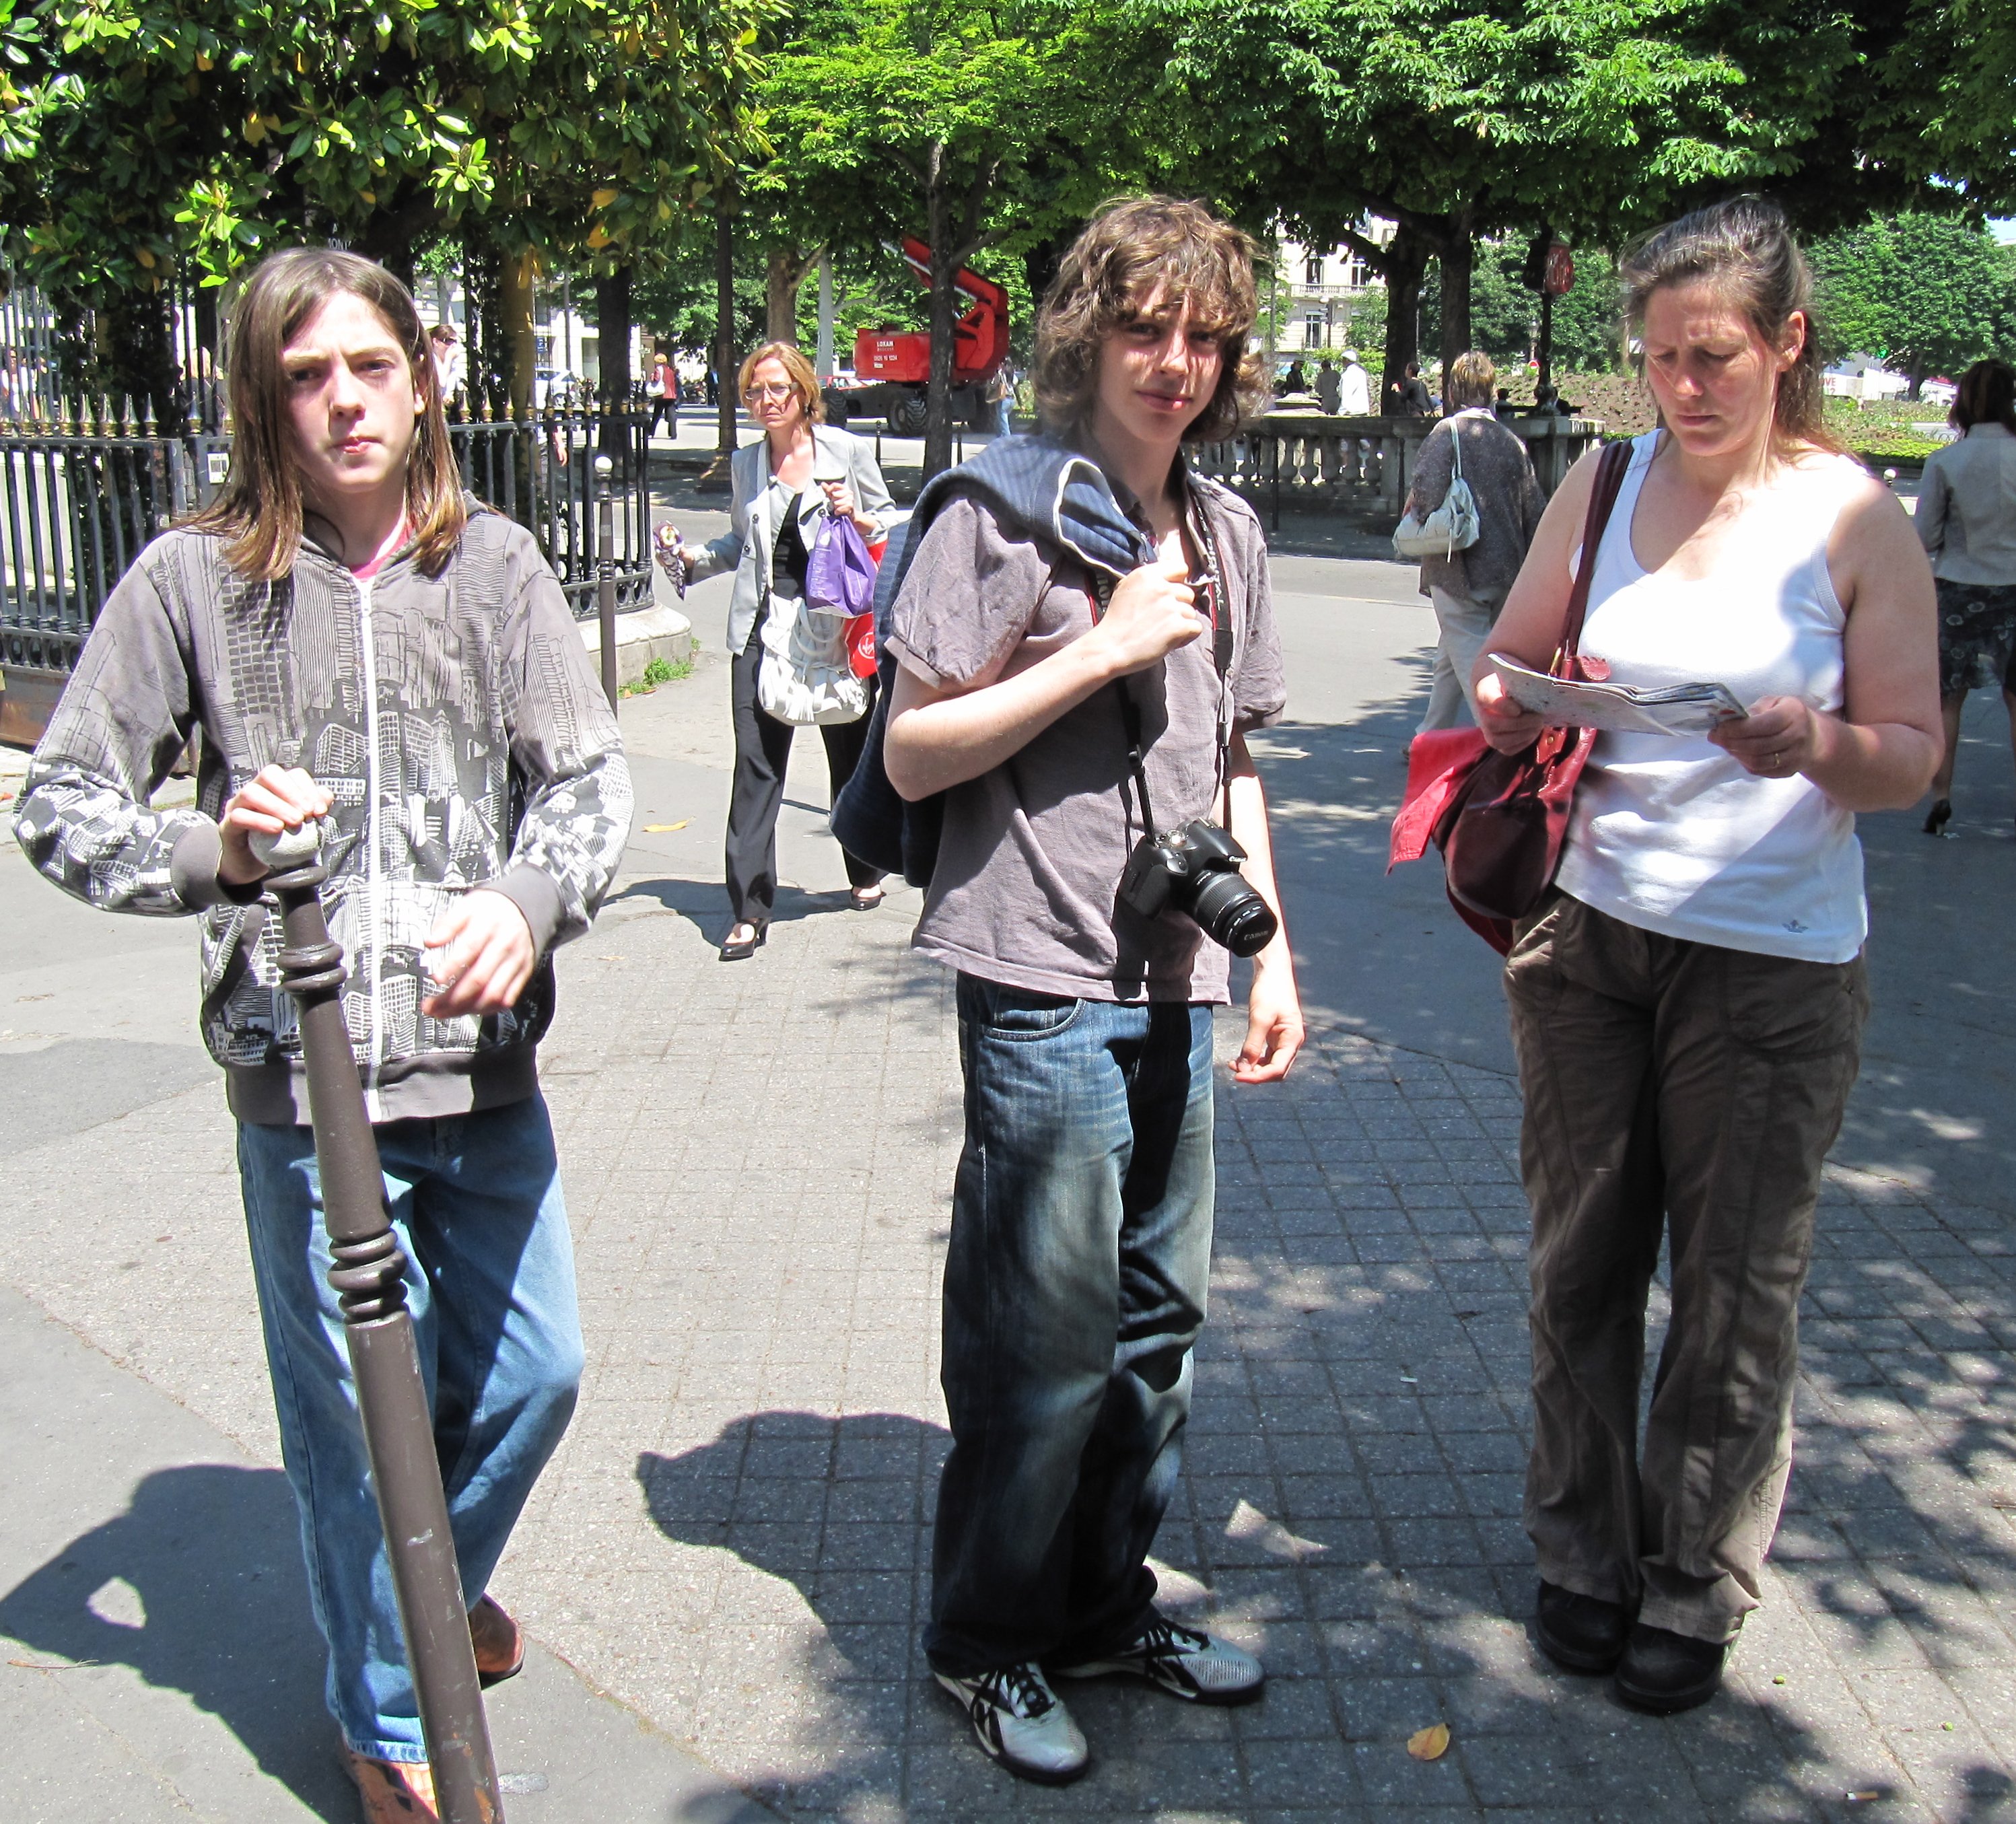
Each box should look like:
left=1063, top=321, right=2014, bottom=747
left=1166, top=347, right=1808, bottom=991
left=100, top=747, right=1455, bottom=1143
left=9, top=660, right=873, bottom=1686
left=1542, top=244, right=1576, bottom=297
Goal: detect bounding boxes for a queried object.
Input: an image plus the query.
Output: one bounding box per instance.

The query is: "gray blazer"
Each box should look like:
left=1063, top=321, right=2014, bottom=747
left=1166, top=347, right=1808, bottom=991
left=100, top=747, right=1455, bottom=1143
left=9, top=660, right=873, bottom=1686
left=687, top=425, right=897, bottom=654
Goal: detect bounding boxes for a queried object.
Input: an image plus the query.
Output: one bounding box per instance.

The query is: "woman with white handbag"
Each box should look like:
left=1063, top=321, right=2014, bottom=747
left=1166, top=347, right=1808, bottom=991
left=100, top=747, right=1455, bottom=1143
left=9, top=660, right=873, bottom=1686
left=1395, top=351, right=1545, bottom=732
left=656, top=341, right=897, bottom=959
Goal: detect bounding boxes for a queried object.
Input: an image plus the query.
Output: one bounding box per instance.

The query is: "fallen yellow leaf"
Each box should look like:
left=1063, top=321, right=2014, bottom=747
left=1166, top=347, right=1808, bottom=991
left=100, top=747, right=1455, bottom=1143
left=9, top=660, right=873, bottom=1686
left=1407, top=1722, right=1451, bottom=1761
left=592, top=186, right=619, bottom=209
left=641, top=821, right=689, bottom=833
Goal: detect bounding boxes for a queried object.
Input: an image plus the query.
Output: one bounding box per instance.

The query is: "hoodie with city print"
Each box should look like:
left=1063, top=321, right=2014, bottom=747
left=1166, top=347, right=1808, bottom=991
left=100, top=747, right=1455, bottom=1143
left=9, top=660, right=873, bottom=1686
left=13, top=505, right=632, bottom=1124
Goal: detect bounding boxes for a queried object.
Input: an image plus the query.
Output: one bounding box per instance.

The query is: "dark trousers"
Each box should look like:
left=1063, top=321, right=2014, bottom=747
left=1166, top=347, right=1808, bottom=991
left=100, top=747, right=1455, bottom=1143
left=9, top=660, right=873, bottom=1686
left=726, top=629, right=881, bottom=924
left=1504, top=892, right=1868, bottom=1644
left=926, top=979, right=1216, bottom=1676
left=646, top=396, right=678, bottom=437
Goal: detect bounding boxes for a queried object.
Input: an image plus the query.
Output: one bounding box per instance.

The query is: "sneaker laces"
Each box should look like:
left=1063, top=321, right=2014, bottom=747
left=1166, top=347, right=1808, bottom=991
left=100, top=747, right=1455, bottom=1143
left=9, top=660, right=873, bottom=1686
left=1134, top=1615, right=1208, bottom=1660
left=977, top=1661, right=1056, bottom=1720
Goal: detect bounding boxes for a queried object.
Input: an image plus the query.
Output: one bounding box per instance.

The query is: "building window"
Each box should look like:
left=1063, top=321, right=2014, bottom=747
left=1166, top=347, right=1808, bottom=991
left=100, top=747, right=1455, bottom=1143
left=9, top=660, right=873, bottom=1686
left=1304, top=255, right=1323, bottom=285
left=1304, top=312, right=1326, bottom=349
left=1346, top=258, right=1368, bottom=289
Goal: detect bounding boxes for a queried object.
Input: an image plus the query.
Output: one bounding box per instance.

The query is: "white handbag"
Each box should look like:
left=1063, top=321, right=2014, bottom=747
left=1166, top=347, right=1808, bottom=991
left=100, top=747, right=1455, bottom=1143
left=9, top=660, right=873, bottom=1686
left=755, top=588, right=870, bottom=726
left=1393, top=419, right=1482, bottom=559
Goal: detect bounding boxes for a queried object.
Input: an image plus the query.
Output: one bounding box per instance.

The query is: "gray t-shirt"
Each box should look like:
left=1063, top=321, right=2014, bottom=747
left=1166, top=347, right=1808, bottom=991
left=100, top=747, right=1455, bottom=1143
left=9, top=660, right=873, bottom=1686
left=886, top=475, right=1286, bottom=1004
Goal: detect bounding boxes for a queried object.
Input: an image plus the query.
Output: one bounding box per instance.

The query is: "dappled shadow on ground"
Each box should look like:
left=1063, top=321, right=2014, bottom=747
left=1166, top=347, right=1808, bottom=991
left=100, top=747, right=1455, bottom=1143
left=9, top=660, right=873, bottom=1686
left=635, top=1393, right=1873, bottom=1819
left=0, top=1463, right=350, bottom=1820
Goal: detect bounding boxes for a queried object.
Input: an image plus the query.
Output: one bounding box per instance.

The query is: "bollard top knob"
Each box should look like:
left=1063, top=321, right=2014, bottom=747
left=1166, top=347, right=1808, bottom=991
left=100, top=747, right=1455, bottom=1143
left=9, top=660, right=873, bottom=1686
left=594, top=453, right=614, bottom=479
left=250, top=819, right=322, bottom=870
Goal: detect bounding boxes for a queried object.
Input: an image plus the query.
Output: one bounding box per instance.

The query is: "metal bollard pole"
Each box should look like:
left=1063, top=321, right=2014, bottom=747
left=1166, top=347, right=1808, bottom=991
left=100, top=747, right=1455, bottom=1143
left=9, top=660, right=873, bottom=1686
left=594, top=452, right=618, bottom=712
left=255, top=823, right=506, bottom=1824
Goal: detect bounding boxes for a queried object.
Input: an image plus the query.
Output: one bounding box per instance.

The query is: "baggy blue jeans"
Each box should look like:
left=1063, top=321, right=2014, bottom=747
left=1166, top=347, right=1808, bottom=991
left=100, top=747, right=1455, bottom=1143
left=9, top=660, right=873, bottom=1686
left=236, top=1095, right=584, bottom=1762
left=926, top=975, right=1217, bottom=1676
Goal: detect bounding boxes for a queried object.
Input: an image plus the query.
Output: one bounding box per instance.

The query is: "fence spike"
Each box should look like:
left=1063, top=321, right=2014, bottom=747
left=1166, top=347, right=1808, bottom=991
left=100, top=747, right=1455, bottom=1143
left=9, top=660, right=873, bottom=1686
left=142, top=394, right=158, bottom=437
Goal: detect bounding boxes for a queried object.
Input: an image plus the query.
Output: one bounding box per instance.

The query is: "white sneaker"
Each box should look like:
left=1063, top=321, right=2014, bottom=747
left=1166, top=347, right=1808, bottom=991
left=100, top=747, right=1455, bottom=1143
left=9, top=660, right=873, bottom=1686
left=935, top=1661, right=1089, bottom=1784
left=1056, top=1614, right=1265, bottom=1705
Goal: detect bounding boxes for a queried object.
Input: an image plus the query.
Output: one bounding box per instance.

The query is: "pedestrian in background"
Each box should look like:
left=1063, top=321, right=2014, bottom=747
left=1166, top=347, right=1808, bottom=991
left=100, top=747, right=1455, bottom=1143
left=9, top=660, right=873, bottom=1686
left=646, top=347, right=680, bottom=437
left=428, top=320, right=464, bottom=409
left=882, top=194, right=1302, bottom=1785
left=1403, top=350, right=1544, bottom=732
left=15, top=248, right=631, bottom=1821
left=1914, top=357, right=2016, bottom=835
left=1316, top=357, right=1342, bottom=413
left=1474, top=197, right=1939, bottom=1716
left=655, top=341, right=895, bottom=959
left=1337, top=347, right=1371, bottom=415
left=1388, top=359, right=1431, bottom=416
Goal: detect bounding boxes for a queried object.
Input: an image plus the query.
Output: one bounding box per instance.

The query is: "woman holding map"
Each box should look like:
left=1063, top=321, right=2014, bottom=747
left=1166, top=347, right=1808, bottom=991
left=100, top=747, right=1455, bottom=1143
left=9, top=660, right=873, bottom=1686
left=1468, top=199, right=1940, bottom=1717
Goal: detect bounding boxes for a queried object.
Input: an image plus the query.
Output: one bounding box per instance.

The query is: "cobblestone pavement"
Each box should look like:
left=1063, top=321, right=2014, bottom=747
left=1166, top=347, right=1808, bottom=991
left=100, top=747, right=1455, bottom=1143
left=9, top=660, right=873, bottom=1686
left=3, top=565, right=2015, bottom=1821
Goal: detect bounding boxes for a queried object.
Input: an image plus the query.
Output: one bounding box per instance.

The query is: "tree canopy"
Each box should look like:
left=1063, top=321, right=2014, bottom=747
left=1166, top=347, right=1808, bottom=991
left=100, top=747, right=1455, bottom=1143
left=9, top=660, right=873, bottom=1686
left=1809, top=213, right=2016, bottom=396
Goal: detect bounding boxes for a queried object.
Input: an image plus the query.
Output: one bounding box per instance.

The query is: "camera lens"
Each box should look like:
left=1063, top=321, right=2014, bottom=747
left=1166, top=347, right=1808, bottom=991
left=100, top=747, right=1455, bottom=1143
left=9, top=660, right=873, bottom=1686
left=1185, top=868, right=1278, bottom=958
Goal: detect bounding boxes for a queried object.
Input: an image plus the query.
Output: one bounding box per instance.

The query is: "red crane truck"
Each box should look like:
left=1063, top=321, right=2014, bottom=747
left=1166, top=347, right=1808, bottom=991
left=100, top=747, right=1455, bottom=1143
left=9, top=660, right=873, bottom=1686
left=821, top=238, right=1010, bottom=435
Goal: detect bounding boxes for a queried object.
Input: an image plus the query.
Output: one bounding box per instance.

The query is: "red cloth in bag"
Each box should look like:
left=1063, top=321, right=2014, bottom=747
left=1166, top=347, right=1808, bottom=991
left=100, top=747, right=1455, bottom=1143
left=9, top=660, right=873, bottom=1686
left=844, top=536, right=887, bottom=681
left=1388, top=440, right=1634, bottom=952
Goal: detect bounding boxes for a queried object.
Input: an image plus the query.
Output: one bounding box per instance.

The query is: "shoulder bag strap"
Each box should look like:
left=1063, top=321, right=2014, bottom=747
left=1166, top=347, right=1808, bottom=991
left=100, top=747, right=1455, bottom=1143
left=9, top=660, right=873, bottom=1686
left=1556, top=438, right=1635, bottom=675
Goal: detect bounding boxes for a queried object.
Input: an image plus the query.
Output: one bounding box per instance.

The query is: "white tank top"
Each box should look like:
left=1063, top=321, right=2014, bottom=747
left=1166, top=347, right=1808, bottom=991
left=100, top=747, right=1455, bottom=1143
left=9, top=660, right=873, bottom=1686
left=1554, top=431, right=1869, bottom=964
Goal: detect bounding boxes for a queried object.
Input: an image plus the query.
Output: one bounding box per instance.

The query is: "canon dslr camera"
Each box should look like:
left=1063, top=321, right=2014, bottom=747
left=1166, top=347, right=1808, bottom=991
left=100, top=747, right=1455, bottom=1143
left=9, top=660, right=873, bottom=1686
left=1119, top=819, right=1278, bottom=956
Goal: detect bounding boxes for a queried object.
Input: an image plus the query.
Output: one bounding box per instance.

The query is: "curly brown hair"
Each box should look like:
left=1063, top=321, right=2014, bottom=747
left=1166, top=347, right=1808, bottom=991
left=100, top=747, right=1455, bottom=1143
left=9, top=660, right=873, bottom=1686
left=1033, top=196, right=1270, bottom=444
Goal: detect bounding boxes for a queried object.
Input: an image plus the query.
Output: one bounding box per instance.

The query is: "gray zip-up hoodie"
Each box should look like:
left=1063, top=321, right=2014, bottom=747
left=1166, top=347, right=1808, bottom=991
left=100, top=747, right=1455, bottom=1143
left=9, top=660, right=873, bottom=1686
left=13, top=506, right=632, bottom=1125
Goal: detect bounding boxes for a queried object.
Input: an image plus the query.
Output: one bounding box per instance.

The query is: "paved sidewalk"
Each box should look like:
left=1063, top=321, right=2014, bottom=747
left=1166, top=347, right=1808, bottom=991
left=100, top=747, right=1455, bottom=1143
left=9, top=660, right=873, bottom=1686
left=3, top=555, right=2015, bottom=1820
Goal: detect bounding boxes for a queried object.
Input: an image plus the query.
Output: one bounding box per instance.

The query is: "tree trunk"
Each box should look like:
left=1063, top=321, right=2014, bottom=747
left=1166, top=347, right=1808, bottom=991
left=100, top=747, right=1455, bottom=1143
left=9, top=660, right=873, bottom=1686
left=499, top=250, right=536, bottom=420
left=1906, top=359, right=1926, bottom=402
left=594, top=265, right=633, bottom=464
left=923, top=161, right=959, bottom=481
left=715, top=201, right=738, bottom=456
left=96, top=284, right=180, bottom=424
left=1537, top=289, right=1555, bottom=398
left=463, top=235, right=503, bottom=416
left=594, top=266, right=633, bottom=405
left=1437, top=208, right=1474, bottom=389
left=764, top=246, right=817, bottom=345
left=1379, top=225, right=1430, bottom=413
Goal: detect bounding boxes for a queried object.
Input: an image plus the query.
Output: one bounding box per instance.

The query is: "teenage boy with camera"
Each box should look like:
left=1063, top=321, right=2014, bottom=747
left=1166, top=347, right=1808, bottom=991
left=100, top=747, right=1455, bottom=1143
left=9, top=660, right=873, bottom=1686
left=881, top=195, right=1303, bottom=1783
left=15, top=248, right=629, bottom=1823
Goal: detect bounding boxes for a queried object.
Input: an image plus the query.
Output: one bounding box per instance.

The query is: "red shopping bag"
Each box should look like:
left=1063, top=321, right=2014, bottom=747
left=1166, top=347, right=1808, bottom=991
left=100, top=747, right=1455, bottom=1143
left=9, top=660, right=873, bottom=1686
left=845, top=536, right=888, bottom=680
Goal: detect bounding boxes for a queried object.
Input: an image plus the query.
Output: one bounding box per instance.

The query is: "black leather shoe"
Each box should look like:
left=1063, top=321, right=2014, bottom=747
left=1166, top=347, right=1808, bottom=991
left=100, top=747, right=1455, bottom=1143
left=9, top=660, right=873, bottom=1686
left=1924, top=797, right=1953, bottom=836
left=718, top=922, right=767, bottom=962
left=1613, top=1622, right=1728, bottom=1715
left=1535, top=1580, right=1631, bottom=1673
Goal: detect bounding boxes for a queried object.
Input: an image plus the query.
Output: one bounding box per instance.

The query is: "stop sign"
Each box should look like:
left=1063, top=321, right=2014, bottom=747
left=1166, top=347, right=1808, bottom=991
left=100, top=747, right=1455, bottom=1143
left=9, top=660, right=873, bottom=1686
left=1542, top=244, right=1575, bottom=297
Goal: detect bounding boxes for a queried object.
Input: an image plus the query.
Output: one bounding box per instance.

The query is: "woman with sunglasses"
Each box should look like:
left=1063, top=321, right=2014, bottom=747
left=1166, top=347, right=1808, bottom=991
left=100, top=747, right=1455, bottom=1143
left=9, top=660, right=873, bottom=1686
left=657, top=341, right=897, bottom=958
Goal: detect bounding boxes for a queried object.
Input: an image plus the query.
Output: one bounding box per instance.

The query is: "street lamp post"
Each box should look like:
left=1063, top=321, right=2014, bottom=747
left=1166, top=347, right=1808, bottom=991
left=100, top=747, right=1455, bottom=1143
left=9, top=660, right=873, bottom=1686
left=254, top=822, right=506, bottom=1824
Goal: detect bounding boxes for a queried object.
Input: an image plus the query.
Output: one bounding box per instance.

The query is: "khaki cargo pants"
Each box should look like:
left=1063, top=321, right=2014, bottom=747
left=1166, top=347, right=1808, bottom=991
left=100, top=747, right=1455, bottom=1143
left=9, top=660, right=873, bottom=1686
left=1504, top=892, right=1869, bottom=1644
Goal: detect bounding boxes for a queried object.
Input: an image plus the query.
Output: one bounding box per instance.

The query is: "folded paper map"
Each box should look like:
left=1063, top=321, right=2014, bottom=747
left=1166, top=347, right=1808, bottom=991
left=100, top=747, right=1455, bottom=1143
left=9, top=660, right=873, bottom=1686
left=1486, top=652, right=1748, bottom=738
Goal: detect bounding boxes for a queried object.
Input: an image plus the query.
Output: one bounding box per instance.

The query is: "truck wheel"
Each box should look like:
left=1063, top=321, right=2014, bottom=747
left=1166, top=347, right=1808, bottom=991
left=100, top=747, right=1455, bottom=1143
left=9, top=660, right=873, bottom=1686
left=889, top=393, right=929, bottom=437
left=822, top=388, right=850, bottom=427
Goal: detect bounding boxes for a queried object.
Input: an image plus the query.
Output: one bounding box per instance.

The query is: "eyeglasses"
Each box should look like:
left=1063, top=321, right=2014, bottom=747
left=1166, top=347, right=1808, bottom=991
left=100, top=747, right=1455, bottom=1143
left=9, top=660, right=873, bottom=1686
left=748, top=383, right=798, bottom=402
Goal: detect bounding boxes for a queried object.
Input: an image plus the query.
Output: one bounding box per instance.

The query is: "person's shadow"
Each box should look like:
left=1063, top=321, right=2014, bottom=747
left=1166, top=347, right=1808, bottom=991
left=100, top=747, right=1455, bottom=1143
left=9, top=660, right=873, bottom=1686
left=0, top=1463, right=353, bottom=1819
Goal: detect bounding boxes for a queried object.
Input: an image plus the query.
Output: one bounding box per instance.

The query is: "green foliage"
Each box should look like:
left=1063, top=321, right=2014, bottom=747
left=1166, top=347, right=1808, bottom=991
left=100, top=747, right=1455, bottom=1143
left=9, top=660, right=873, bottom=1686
left=1809, top=213, right=2016, bottom=389
left=755, top=0, right=1145, bottom=468
left=6, top=0, right=777, bottom=300
left=1871, top=0, right=2016, bottom=214
left=1418, top=240, right=1623, bottom=371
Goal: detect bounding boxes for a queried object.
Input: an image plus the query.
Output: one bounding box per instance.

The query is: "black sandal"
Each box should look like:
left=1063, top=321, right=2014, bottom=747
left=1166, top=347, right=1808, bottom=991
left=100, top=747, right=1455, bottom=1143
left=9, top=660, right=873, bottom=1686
left=719, top=923, right=767, bottom=961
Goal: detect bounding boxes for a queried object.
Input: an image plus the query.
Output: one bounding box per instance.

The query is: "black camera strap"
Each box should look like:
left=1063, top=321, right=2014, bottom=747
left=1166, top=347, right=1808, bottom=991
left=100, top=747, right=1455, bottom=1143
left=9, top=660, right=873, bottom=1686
left=1088, top=497, right=1233, bottom=843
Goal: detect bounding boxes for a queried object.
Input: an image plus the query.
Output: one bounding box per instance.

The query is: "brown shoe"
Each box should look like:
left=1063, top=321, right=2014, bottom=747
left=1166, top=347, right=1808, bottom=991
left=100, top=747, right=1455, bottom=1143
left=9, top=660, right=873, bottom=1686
left=470, top=1592, right=525, bottom=1688
left=343, top=1748, right=436, bottom=1822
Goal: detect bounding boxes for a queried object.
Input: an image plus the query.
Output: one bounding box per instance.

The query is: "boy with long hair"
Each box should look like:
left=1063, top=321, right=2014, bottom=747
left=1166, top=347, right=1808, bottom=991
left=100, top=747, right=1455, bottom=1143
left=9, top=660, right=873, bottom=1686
left=15, top=248, right=629, bottom=1821
left=881, top=196, right=1303, bottom=1782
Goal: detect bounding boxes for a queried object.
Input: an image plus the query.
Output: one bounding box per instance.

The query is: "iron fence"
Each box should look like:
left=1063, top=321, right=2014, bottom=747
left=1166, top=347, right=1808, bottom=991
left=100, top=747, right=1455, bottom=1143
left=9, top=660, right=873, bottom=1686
left=0, top=399, right=653, bottom=682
